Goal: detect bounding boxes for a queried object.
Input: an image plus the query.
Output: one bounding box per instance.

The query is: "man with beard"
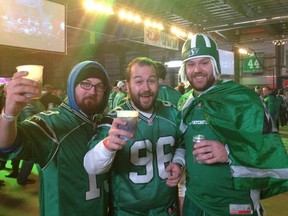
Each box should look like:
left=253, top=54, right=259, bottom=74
left=177, top=34, right=288, bottom=216
left=0, top=61, right=111, bottom=216
left=84, top=57, right=185, bottom=216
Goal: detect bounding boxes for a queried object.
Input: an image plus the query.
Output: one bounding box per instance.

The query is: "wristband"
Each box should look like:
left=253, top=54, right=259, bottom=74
left=1, top=108, right=18, bottom=122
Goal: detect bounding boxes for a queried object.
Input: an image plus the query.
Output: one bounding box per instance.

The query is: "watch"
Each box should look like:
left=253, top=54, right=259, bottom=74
left=1, top=108, right=18, bottom=122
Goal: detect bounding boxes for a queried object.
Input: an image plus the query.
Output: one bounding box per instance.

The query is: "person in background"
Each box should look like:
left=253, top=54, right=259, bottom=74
left=177, top=34, right=288, bottom=216
left=284, top=88, right=288, bottom=125
left=108, top=80, right=120, bottom=111
left=155, top=61, right=181, bottom=106
left=254, top=85, right=263, bottom=100
left=4, top=159, right=21, bottom=178
left=40, top=84, right=62, bottom=110
left=0, top=160, right=5, bottom=170
left=262, top=86, right=280, bottom=131
left=52, top=87, right=65, bottom=101
left=112, top=80, right=127, bottom=108
left=84, top=57, right=184, bottom=216
left=0, top=83, right=6, bottom=186
left=276, top=88, right=287, bottom=128
left=0, top=61, right=111, bottom=216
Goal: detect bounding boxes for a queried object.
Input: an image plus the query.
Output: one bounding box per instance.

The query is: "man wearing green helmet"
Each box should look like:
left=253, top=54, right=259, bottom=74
left=177, top=34, right=288, bottom=216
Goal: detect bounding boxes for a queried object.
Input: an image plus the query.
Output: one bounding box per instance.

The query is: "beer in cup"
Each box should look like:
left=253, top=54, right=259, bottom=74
left=116, top=110, right=139, bottom=140
left=16, top=65, right=43, bottom=98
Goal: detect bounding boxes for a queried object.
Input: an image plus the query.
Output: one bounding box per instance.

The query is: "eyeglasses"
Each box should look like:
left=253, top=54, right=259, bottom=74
left=80, top=81, right=106, bottom=92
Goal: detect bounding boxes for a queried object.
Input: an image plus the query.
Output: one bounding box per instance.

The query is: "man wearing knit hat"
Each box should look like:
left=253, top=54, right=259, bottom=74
left=177, top=34, right=288, bottom=216
left=0, top=61, right=111, bottom=215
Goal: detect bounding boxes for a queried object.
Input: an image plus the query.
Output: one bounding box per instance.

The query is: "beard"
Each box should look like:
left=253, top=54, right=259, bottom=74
left=189, top=72, right=216, bottom=92
left=129, top=90, right=157, bottom=112
left=77, top=96, right=104, bottom=115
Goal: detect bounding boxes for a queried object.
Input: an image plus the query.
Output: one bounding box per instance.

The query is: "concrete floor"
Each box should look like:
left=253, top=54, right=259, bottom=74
left=1, top=127, right=288, bottom=216
left=0, top=165, right=39, bottom=216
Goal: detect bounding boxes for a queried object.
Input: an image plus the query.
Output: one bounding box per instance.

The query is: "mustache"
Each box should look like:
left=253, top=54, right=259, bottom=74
left=139, top=91, right=153, bottom=97
left=192, top=72, right=206, bottom=78
left=84, top=95, right=98, bottom=100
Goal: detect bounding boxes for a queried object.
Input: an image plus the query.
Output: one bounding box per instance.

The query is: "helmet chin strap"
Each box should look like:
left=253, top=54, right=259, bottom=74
left=211, top=58, right=221, bottom=80
left=179, top=64, right=190, bottom=88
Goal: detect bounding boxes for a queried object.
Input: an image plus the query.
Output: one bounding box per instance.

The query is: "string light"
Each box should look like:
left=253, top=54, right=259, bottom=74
left=118, top=10, right=142, bottom=24
left=83, top=1, right=114, bottom=15
left=83, top=0, right=191, bottom=39
left=272, top=40, right=287, bottom=46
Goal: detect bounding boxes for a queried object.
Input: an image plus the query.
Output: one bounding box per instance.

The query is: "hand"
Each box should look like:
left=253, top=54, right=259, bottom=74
left=4, top=71, right=41, bottom=116
left=103, top=118, right=134, bottom=152
left=165, top=163, right=182, bottom=187
left=193, top=140, right=228, bottom=164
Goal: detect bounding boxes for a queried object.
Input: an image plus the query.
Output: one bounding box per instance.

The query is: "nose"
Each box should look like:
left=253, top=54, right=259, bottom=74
left=193, top=63, right=201, bottom=72
left=142, top=81, right=151, bottom=90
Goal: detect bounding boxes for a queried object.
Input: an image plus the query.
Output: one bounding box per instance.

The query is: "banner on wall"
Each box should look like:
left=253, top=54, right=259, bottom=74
left=144, top=27, right=179, bottom=50
left=241, top=52, right=264, bottom=74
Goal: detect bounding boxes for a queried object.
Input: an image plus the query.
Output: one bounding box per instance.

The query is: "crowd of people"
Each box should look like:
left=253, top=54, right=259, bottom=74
left=255, top=85, right=288, bottom=131
left=0, top=34, right=288, bottom=216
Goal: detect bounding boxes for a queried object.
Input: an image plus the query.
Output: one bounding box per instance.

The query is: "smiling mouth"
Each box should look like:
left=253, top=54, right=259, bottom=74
left=140, top=92, right=152, bottom=97
left=192, top=76, right=206, bottom=81
left=193, top=73, right=206, bottom=78
left=140, top=94, right=153, bottom=102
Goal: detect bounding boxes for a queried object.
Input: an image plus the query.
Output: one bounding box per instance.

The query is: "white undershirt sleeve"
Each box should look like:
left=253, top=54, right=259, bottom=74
left=84, top=141, right=116, bottom=175
left=172, top=147, right=186, bottom=167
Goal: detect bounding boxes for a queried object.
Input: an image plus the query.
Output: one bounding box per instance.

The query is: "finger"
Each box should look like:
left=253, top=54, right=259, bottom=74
left=193, top=146, right=210, bottom=156
left=112, top=118, right=127, bottom=127
left=166, top=179, right=179, bottom=187
left=193, top=140, right=209, bottom=149
left=106, top=136, right=127, bottom=151
left=12, top=71, right=29, bottom=79
left=205, top=152, right=218, bottom=164
left=165, top=164, right=172, bottom=172
left=166, top=180, right=176, bottom=187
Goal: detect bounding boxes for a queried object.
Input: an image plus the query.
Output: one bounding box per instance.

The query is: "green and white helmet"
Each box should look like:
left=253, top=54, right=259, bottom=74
left=179, top=34, right=221, bottom=86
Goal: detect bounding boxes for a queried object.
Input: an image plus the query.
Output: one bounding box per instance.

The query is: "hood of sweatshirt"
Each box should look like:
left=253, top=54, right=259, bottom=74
left=66, top=61, right=111, bottom=114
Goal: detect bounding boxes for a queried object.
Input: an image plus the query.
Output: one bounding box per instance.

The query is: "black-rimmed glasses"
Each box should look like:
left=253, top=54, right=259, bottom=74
left=80, top=81, right=106, bottom=92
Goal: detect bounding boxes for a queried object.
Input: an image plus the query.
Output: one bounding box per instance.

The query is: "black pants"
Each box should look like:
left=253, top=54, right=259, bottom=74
left=17, top=160, right=34, bottom=184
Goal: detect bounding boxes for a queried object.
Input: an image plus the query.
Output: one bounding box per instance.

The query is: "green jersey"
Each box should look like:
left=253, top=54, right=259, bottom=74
left=108, top=90, right=118, bottom=111
left=109, top=100, right=179, bottom=215
left=158, top=84, right=181, bottom=107
left=112, top=91, right=127, bottom=109
left=0, top=60, right=112, bottom=216
left=180, top=94, right=257, bottom=215
left=178, top=80, right=288, bottom=215
left=264, top=94, right=280, bottom=121
left=2, top=103, right=110, bottom=216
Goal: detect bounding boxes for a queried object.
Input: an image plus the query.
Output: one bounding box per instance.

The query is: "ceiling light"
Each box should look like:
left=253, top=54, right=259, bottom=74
left=272, top=40, right=287, bottom=46
left=238, top=48, right=248, bottom=55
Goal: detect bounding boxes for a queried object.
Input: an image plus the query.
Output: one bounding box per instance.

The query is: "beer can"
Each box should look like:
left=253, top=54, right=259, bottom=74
left=193, top=135, right=205, bottom=163
left=193, top=134, right=205, bottom=143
